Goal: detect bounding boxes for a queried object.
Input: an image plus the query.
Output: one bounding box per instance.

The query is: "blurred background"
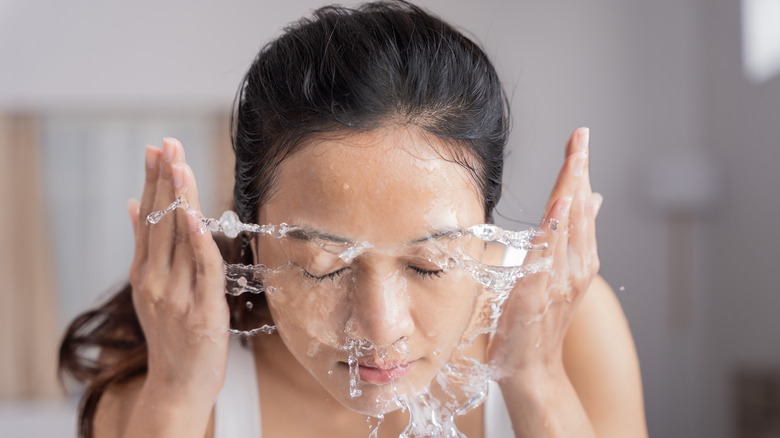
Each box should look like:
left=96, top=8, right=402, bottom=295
left=1, top=0, right=778, bottom=436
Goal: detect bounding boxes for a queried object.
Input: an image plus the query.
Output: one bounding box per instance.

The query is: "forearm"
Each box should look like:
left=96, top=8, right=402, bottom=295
left=500, top=365, right=596, bottom=438
left=121, top=381, right=213, bottom=438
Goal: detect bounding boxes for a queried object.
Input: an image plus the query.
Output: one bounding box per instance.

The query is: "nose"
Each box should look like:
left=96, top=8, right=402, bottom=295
left=346, top=268, right=415, bottom=348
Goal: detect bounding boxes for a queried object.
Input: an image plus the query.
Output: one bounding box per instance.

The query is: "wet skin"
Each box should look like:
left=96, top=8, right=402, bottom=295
left=254, top=128, right=489, bottom=415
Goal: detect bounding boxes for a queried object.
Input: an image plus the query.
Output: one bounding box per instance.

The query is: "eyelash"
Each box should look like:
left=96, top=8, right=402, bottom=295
left=302, top=265, right=444, bottom=282
left=408, top=265, right=443, bottom=279
left=303, top=267, right=349, bottom=283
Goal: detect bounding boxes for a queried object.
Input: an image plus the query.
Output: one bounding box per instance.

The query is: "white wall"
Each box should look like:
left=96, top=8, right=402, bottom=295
left=700, top=1, right=780, bottom=437
left=2, top=1, right=763, bottom=437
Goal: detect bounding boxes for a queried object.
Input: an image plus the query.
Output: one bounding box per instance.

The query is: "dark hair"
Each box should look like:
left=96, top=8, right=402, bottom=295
left=59, top=2, right=509, bottom=436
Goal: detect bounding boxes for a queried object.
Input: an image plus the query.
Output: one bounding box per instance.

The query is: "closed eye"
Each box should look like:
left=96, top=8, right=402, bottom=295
left=408, top=265, right=443, bottom=279
left=303, top=267, right=350, bottom=283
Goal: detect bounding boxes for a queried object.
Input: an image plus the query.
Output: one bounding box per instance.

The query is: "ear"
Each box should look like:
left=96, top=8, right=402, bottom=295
left=249, top=236, right=259, bottom=264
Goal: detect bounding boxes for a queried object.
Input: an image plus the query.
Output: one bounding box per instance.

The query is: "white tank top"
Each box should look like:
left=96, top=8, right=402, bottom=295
left=214, top=246, right=525, bottom=437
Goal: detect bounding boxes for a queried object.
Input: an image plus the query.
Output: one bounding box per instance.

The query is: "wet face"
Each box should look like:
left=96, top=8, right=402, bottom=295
left=255, top=128, right=486, bottom=414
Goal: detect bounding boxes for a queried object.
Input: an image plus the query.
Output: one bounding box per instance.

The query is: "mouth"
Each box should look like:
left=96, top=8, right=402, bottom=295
left=340, top=360, right=414, bottom=385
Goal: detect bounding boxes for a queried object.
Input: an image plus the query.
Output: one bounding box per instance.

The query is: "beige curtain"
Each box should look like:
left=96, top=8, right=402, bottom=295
left=0, top=114, right=61, bottom=399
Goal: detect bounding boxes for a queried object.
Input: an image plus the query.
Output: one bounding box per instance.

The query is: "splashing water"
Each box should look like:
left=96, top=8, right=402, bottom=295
left=466, top=223, right=547, bottom=251
left=347, top=341, right=367, bottom=398
left=147, top=196, right=296, bottom=238
left=228, top=325, right=277, bottom=337
left=146, top=197, right=554, bottom=437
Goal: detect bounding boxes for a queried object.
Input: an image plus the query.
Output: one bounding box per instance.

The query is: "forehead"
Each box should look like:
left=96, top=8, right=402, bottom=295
left=260, top=128, right=483, bottom=245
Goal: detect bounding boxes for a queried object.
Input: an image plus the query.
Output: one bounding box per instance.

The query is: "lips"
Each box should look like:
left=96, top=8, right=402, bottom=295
left=354, top=361, right=413, bottom=385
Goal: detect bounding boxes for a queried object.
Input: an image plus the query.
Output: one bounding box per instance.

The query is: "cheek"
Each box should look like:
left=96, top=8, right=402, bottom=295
left=411, top=275, right=482, bottom=342
left=265, top=276, right=349, bottom=347
left=265, top=264, right=483, bottom=366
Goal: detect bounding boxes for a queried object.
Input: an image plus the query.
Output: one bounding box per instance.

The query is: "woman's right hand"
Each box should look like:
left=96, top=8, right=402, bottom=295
left=125, top=138, right=229, bottom=435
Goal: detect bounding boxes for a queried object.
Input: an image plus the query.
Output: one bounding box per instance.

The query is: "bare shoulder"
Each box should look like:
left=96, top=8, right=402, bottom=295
left=562, top=275, right=649, bottom=438
left=93, top=376, right=146, bottom=438
left=93, top=376, right=216, bottom=438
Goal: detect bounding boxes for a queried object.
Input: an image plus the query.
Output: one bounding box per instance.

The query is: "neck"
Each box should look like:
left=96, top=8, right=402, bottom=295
left=252, top=333, right=329, bottom=399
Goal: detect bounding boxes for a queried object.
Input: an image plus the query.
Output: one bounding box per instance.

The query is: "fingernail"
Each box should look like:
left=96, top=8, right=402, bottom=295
left=126, top=198, right=138, bottom=213
left=578, top=127, right=590, bottom=152
left=163, top=137, right=184, bottom=160
left=591, top=192, right=604, bottom=217
left=145, top=145, right=158, bottom=169
left=573, top=152, right=587, bottom=177
left=172, top=163, right=184, bottom=188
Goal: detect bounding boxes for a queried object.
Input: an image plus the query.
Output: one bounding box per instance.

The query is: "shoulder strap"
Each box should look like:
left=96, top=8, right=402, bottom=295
left=502, top=244, right=528, bottom=267
left=483, top=243, right=526, bottom=436
left=484, top=380, right=515, bottom=437
left=214, top=337, right=262, bottom=438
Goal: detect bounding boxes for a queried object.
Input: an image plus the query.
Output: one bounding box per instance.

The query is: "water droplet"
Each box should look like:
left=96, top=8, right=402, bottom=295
left=276, top=222, right=293, bottom=238
left=393, top=338, right=410, bottom=355
left=245, top=301, right=253, bottom=310
left=547, top=217, right=559, bottom=231
left=348, top=354, right=362, bottom=398
left=219, top=210, right=240, bottom=238
left=204, top=218, right=220, bottom=232
left=146, top=211, right=165, bottom=224
left=619, top=286, right=626, bottom=292
left=467, top=224, right=502, bottom=241
left=227, top=324, right=276, bottom=337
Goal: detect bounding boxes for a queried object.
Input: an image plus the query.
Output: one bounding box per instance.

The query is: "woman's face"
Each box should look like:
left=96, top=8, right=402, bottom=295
left=255, top=128, right=486, bottom=414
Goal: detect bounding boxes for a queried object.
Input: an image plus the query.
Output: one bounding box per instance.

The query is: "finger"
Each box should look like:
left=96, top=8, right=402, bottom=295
left=133, top=145, right=162, bottom=266
left=177, top=161, right=202, bottom=213
left=170, top=162, right=198, bottom=291
left=589, top=192, right=604, bottom=219
left=551, top=197, right=572, bottom=286
left=525, top=196, right=572, bottom=267
left=564, top=127, right=585, bottom=158
left=567, top=149, right=592, bottom=278
left=543, top=128, right=589, bottom=217
left=578, top=129, right=593, bottom=196
left=148, top=137, right=186, bottom=270
left=127, top=198, right=140, bottom=233
left=187, top=214, right=228, bottom=312
left=585, top=192, right=603, bottom=268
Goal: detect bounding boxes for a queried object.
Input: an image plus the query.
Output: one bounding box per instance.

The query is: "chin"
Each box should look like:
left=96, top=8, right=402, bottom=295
left=321, top=362, right=434, bottom=416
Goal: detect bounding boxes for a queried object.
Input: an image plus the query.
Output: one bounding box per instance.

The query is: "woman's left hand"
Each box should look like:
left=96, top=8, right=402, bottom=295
left=487, top=127, right=603, bottom=380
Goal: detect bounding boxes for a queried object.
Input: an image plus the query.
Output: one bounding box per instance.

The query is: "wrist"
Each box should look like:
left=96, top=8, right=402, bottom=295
left=124, top=383, right=213, bottom=437
left=497, top=362, right=571, bottom=401
left=497, top=364, right=597, bottom=437
left=144, top=366, right=224, bottom=401
left=132, top=378, right=216, bottom=429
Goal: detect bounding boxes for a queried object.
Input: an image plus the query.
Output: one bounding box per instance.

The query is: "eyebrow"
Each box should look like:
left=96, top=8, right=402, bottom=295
left=284, top=225, right=463, bottom=246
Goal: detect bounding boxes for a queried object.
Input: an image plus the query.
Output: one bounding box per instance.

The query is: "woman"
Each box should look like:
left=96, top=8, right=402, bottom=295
left=59, top=1, right=647, bottom=437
